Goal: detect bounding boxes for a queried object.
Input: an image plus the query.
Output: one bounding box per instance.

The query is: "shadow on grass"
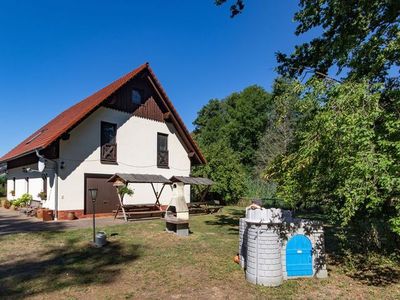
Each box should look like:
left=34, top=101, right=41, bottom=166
left=349, top=262, right=400, bottom=286
left=205, top=207, right=244, bottom=234
left=324, top=225, right=400, bottom=287
left=0, top=239, right=140, bottom=298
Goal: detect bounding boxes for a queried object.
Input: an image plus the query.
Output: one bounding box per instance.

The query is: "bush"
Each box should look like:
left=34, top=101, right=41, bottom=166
left=117, top=186, right=134, bottom=199
left=38, top=192, right=47, bottom=200
left=13, top=193, right=33, bottom=208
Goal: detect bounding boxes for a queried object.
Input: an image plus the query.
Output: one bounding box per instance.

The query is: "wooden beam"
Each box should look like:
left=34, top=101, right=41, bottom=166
left=163, top=112, right=172, bottom=121
left=147, top=75, right=196, bottom=156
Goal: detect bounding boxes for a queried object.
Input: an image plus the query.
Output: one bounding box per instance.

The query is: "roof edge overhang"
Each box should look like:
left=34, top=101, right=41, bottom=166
left=0, top=62, right=206, bottom=166
left=0, top=148, right=43, bottom=164
left=146, top=67, right=206, bottom=165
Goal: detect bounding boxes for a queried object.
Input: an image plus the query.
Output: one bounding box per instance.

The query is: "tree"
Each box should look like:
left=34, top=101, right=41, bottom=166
left=276, top=0, right=400, bottom=84
left=215, top=0, right=245, bottom=17
left=194, top=85, right=272, bottom=170
left=193, top=99, right=228, bottom=147
left=192, top=140, right=247, bottom=203
left=215, top=0, right=400, bottom=84
left=266, top=79, right=400, bottom=237
left=193, top=85, right=273, bottom=202
left=256, top=78, right=301, bottom=174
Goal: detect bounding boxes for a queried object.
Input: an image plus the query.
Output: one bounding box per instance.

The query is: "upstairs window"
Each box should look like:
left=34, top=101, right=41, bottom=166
left=101, top=121, right=117, bottom=163
left=131, top=89, right=142, bottom=105
left=157, top=133, right=169, bottom=168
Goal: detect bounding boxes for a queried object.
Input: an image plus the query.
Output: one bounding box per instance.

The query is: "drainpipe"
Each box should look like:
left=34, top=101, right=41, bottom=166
left=36, top=150, right=59, bottom=220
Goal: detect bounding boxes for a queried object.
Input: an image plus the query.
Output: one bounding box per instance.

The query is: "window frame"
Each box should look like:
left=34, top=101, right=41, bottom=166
left=131, top=89, right=143, bottom=106
left=157, top=133, right=169, bottom=168
left=100, top=121, right=118, bottom=164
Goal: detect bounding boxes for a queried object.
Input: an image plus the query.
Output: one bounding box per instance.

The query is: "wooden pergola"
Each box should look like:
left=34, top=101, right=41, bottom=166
left=169, top=176, right=213, bottom=202
left=108, top=173, right=216, bottom=221
left=108, top=173, right=172, bottom=221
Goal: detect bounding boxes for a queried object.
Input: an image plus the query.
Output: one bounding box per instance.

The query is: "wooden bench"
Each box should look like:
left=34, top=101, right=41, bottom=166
left=187, top=202, right=223, bottom=215
left=113, top=205, right=164, bottom=220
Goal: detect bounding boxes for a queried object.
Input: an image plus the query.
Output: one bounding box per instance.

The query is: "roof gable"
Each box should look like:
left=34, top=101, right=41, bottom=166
left=0, top=63, right=205, bottom=165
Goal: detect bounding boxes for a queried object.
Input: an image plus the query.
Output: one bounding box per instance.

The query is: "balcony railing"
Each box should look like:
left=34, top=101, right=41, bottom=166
left=157, top=150, right=169, bottom=167
left=101, top=143, right=117, bottom=163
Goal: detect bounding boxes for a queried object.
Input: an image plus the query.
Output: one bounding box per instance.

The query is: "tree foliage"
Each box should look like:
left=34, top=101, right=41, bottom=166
left=192, top=141, right=247, bottom=203
left=215, top=0, right=245, bottom=17
left=266, top=79, right=400, bottom=236
left=193, top=85, right=273, bottom=202
left=194, top=85, right=273, bottom=169
left=256, top=78, right=301, bottom=174
left=212, top=1, right=400, bottom=243
left=277, top=0, right=400, bottom=83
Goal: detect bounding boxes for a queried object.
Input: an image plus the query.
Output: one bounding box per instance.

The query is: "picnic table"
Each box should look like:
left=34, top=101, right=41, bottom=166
left=187, top=201, right=223, bottom=214
left=108, top=173, right=171, bottom=221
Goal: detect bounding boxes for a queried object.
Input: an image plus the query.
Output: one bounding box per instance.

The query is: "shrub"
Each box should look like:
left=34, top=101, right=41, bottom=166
left=13, top=193, right=33, bottom=208
left=117, top=186, right=134, bottom=199
left=38, top=192, right=47, bottom=200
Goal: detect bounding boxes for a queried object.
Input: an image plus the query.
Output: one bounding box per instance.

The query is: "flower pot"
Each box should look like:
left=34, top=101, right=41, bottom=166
left=36, top=208, right=43, bottom=219
left=42, top=209, right=54, bottom=221
left=67, top=212, right=76, bottom=220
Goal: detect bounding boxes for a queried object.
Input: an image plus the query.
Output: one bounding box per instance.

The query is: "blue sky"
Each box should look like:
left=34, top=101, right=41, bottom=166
left=0, top=0, right=311, bottom=156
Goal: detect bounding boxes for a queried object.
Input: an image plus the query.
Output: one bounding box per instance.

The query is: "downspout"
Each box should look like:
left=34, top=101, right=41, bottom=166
left=36, top=150, right=58, bottom=220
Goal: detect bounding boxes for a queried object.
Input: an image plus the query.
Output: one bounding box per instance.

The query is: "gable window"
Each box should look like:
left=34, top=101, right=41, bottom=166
left=131, top=89, right=142, bottom=105
left=101, top=121, right=117, bottom=163
left=157, top=133, right=169, bottom=168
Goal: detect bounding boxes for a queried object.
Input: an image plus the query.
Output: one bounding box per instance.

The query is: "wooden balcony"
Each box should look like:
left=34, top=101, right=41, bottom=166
left=157, top=150, right=169, bottom=168
left=101, top=143, right=117, bottom=163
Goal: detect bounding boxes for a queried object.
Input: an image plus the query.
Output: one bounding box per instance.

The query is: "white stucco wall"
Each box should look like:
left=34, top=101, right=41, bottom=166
left=6, top=163, right=56, bottom=208
left=57, top=107, right=191, bottom=211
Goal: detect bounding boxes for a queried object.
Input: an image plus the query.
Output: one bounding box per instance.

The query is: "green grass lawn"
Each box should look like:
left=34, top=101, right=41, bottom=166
left=0, top=206, right=399, bottom=299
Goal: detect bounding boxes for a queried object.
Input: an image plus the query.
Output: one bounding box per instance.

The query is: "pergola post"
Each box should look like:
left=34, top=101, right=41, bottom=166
left=113, top=179, right=128, bottom=222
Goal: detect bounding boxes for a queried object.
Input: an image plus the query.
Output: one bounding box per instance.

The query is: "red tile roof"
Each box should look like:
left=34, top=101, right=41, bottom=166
left=0, top=63, right=205, bottom=165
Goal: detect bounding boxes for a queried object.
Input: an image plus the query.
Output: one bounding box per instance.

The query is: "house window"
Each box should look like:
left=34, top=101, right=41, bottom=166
left=131, top=89, right=142, bottom=105
left=26, top=177, right=29, bottom=194
left=13, top=177, right=16, bottom=192
left=157, top=133, right=169, bottom=168
left=101, top=121, right=117, bottom=163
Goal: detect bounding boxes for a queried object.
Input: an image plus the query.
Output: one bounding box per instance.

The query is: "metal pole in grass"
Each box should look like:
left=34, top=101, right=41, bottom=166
left=88, top=188, right=98, bottom=244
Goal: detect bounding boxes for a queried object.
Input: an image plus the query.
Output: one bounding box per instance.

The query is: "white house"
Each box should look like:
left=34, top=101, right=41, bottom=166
left=0, top=63, right=206, bottom=220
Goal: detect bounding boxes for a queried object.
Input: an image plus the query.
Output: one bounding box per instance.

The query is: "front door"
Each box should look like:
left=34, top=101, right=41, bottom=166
left=85, top=174, right=120, bottom=214
left=286, top=234, right=313, bottom=277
